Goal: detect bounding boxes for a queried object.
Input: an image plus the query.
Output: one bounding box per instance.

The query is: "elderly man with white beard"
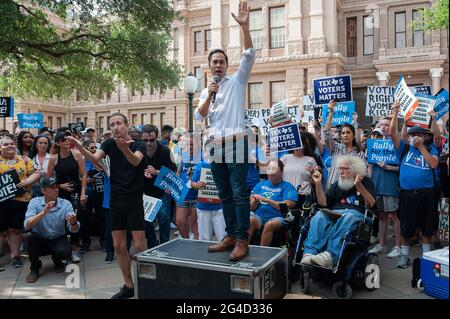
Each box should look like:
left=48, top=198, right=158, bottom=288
left=300, top=155, right=376, bottom=269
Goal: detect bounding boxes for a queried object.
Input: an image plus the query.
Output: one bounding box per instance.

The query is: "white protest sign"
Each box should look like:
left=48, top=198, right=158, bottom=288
left=245, top=105, right=301, bottom=135
left=302, top=95, right=322, bottom=123
left=407, top=94, right=435, bottom=128
left=269, top=100, right=292, bottom=127
left=438, top=198, right=448, bottom=241
left=394, top=76, right=419, bottom=120
left=365, top=86, right=395, bottom=117
left=143, top=194, right=162, bottom=222
left=197, top=168, right=221, bottom=204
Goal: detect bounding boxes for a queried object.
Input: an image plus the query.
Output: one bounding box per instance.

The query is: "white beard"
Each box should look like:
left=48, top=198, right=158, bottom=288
left=338, top=177, right=354, bottom=191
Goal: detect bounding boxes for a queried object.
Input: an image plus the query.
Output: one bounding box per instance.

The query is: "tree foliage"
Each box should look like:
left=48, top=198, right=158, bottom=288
left=411, top=0, right=449, bottom=31
left=0, top=0, right=182, bottom=101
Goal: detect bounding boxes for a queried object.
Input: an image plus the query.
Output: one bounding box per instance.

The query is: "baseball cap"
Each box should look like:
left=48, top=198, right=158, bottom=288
left=41, top=177, right=58, bottom=188
left=371, top=128, right=383, bottom=136
left=54, top=131, right=72, bottom=142
left=84, top=128, right=95, bottom=133
left=407, top=126, right=432, bottom=135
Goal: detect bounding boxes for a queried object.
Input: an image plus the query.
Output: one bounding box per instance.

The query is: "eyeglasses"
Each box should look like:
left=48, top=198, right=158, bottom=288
left=142, top=139, right=156, bottom=143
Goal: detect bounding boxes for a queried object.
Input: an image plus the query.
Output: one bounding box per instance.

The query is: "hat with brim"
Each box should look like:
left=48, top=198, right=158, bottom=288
left=41, top=177, right=58, bottom=188
left=407, top=126, right=432, bottom=135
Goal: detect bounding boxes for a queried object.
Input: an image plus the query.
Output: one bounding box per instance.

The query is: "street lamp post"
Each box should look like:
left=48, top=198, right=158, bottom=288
left=184, top=72, right=197, bottom=132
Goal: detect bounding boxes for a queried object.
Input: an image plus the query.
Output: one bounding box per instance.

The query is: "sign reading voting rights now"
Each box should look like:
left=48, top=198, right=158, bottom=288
left=321, top=101, right=355, bottom=126
left=17, top=113, right=44, bottom=129
left=0, top=170, right=21, bottom=203
left=0, top=97, right=14, bottom=118
left=434, top=88, right=449, bottom=122
left=313, top=75, right=352, bottom=104
left=143, top=194, right=162, bottom=223
left=154, top=166, right=189, bottom=205
left=268, top=123, right=302, bottom=153
left=366, top=139, right=398, bottom=165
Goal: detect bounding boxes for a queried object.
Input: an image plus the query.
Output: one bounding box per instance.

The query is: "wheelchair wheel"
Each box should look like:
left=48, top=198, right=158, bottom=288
left=332, top=281, right=352, bottom=299
left=299, top=270, right=311, bottom=294
left=363, top=253, right=380, bottom=291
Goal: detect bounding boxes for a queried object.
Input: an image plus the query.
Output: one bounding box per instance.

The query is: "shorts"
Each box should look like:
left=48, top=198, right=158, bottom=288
left=250, top=212, right=286, bottom=227
left=399, top=188, right=436, bottom=239
left=376, top=196, right=399, bottom=213
left=110, top=197, right=145, bottom=231
left=0, top=200, right=28, bottom=232
left=177, top=200, right=197, bottom=209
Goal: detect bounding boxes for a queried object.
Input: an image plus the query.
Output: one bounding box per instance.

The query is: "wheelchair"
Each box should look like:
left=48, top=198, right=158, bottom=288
left=291, top=207, right=380, bottom=299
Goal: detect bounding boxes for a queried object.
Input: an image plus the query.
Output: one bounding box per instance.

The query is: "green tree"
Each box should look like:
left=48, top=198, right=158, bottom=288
left=0, top=0, right=182, bottom=101
left=411, top=0, right=449, bottom=31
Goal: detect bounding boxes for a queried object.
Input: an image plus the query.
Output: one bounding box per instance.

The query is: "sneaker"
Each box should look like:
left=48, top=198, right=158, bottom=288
left=71, top=251, right=81, bottom=263
left=396, top=255, right=411, bottom=269
left=11, top=256, right=22, bottom=268
left=105, top=254, right=114, bottom=264
left=368, top=243, right=386, bottom=254
left=310, top=251, right=333, bottom=269
left=370, top=236, right=378, bottom=245
left=300, top=253, right=313, bottom=265
left=111, top=285, right=134, bottom=299
left=387, top=246, right=401, bottom=258
left=170, top=222, right=178, bottom=230
left=26, top=270, right=39, bottom=283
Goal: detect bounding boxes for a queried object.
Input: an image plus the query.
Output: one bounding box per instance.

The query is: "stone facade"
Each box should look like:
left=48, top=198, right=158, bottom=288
left=3, top=0, right=448, bottom=133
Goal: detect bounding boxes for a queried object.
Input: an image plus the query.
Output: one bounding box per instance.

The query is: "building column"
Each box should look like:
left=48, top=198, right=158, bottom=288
left=376, top=71, right=390, bottom=86
left=287, top=0, right=303, bottom=56
left=227, top=0, right=241, bottom=62
left=286, top=68, right=305, bottom=106
left=430, top=68, right=443, bottom=95
left=210, top=0, right=222, bottom=50
left=308, top=0, right=326, bottom=54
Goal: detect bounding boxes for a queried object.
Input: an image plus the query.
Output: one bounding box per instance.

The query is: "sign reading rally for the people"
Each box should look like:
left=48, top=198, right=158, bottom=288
left=434, top=88, right=449, bottom=121
left=407, top=94, right=435, bottom=128
left=0, top=170, right=21, bottom=202
left=412, top=85, right=432, bottom=96
left=244, top=106, right=301, bottom=135
left=68, top=122, right=85, bottom=133
left=438, top=198, right=448, bottom=241
left=366, top=139, right=398, bottom=165
left=268, top=122, right=302, bottom=153
left=365, top=86, right=395, bottom=117
left=321, top=101, right=355, bottom=126
left=313, top=75, right=352, bottom=104
left=269, top=100, right=293, bottom=127
left=197, top=168, right=221, bottom=204
left=154, top=166, right=189, bottom=205
left=143, top=194, right=162, bottom=223
left=303, top=95, right=322, bottom=123
left=394, top=76, right=419, bottom=120
left=0, top=97, right=14, bottom=118
left=17, top=113, right=44, bottom=129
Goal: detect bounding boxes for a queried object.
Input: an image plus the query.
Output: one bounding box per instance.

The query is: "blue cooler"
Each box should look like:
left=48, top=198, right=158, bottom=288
left=420, top=247, right=449, bottom=299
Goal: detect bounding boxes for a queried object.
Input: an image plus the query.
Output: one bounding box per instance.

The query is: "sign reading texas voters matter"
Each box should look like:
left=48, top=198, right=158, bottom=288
left=0, top=170, right=21, bottom=203
left=17, top=113, right=44, bottom=129
left=154, top=166, right=189, bottom=205
left=313, top=75, right=352, bottom=104
left=321, top=101, right=355, bottom=126
left=407, top=94, right=436, bottom=128
left=197, top=168, right=221, bottom=204
left=0, top=97, right=14, bottom=118
left=366, top=139, right=398, bottom=165
left=394, top=76, right=418, bottom=120
left=268, top=123, right=302, bottom=153
left=365, top=86, right=395, bottom=117
left=143, top=194, right=162, bottom=222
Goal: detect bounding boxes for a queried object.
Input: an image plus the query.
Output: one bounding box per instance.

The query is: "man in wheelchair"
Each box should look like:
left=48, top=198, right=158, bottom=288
left=248, top=159, right=297, bottom=246
left=300, top=155, right=376, bottom=269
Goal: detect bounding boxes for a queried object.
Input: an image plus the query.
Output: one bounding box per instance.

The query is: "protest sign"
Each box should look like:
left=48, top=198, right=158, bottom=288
left=154, top=166, right=189, bottom=205
left=434, top=88, right=449, bottom=122
left=406, top=94, right=435, bottom=128
left=0, top=170, right=21, bottom=202
left=394, top=76, right=419, bottom=120
left=366, top=139, right=398, bottom=165
left=321, top=101, right=355, bottom=126
left=0, top=97, right=14, bottom=118
left=269, top=100, right=292, bottom=127
left=244, top=106, right=301, bottom=135
left=101, top=156, right=110, bottom=177
left=438, top=198, right=448, bottom=241
left=302, top=95, right=322, bottom=123
left=365, top=86, right=395, bottom=117
left=143, top=194, right=163, bottom=223
left=313, top=75, right=352, bottom=104
left=268, top=122, right=302, bottom=153
left=412, top=85, right=432, bottom=96
left=17, top=113, right=44, bottom=129
left=68, top=122, right=85, bottom=133
left=197, top=168, right=221, bottom=204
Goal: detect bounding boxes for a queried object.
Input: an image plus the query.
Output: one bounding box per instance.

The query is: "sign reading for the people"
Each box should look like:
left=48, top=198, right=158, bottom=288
left=366, top=139, right=398, bottom=165
left=406, top=94, right=436, bottom=128
left=0, top=170, right=21, bottom=202
left=365, top=86, right=395, bottom=117
left=68, top=122, right=85, bottom=133
left=197, top=168, right=221, bottom=204
left=268, top=122, right=302, bottom=153
left=244, top=106, right=301, bottom=135
left=438, top=198, right=448, bottom=241
left=412, top=85, right=432, bottom=96
left=394, top=76, right=419, bottom=120
left=434, top=88, right=449, bottom=122
left=17, top=113, right=44, bottom=129
left=302, top=95, right=322, bottom=123
left=154, top=166, right=189, bottom=205
left=313, top=75, right=353, bottom=104
left=321, top=101, right=355, bottom=126
left=0, top=97, right=14, bottom=118
left=143, top=194, right=162, bottom=223
left=269, top=100, right=293, bottom=127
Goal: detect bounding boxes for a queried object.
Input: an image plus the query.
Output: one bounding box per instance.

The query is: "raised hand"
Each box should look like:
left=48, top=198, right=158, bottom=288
left=231, top=0, right=250, bottom=26
left=328, top=100, right=336, bottom=114
left=114, top=137, right=134, bottom=152
left=391, top=101, right=400, bottom=114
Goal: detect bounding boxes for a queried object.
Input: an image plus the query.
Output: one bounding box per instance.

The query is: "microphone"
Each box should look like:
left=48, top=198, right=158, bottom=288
left=212, top=75, right=220, bottom=103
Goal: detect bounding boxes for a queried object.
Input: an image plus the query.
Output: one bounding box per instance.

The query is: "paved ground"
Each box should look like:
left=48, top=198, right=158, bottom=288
left=0, top=231, right=440, bottom=299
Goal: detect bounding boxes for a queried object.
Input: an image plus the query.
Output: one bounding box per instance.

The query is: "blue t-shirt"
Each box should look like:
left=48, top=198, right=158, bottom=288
left=179, top=161, right=198, bottom=201
left=247, top=164, right=260, bottom=191
left=102, top=173, right=111, bottom=209
left=321, top=147, right=332, bottom=189
left=371, top=164, right=400, bottom=196
left=192, top=162, right=222, bottom=211
left=397, top=141, right=438, bottom=190
left=251, top=180, right=297, bottom=220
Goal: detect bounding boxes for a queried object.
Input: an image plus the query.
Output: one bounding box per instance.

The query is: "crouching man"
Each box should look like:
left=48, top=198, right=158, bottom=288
left=301, top=155, right=376, bottom=269
left=24, top=177, right=80, bottom=283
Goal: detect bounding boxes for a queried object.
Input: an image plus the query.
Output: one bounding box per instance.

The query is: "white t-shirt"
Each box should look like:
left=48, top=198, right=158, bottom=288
left=281, top=154, right=317, bottom=195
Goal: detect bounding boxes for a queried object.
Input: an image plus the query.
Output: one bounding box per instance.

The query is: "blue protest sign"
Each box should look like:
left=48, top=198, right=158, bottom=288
left=268, top=123, right=302, bottom=153
left=0, top=97, right=14, bottom=118
left=321, top=101, right=355, bottom=126
left=313, top=75, right=353, bottom=104
left=412, top=86, right=432, bottom=96
left=143, top=195, right=162, bottom=222
left=17, top=113, right=44, bottom=129
left=154, top=166, right=189, bottom=204
left=434, top=88, right=449, bottom=122
left=366, top=139, right=398, bottom=165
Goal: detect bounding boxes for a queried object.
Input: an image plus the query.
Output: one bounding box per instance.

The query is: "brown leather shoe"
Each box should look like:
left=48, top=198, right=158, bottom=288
left=26, top=270, right=39, bottom=283
left=229, top=240, right=249, bottom=261
left=208, top=236, right=236, bottom=252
